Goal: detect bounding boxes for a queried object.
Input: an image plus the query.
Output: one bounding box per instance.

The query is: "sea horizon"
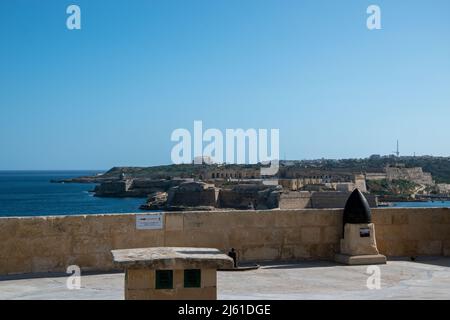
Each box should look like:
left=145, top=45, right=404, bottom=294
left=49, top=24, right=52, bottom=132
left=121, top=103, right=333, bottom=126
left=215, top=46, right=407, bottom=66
left=0, top=170, right=144, bottom=217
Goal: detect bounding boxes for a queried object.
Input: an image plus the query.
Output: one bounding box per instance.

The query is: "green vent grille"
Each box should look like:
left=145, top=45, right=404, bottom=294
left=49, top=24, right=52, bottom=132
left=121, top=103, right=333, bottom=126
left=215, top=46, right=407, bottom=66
left=155, top=270, right=173, bottom=289
left=184, top=269, right=201, bottom=288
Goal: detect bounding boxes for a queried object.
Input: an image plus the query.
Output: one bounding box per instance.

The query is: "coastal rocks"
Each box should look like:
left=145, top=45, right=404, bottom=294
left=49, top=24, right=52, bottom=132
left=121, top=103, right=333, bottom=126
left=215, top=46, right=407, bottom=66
left=139, top=182, right=282, bottom=211
left=140, top=182, right=219, bottom=211
left=139, top=192, right=168, bottom=210
left=94, top=178, right=188, bottom=198
left=218, top=184, right=281, bottom=210
left=167, top=182, right=218, bottom=208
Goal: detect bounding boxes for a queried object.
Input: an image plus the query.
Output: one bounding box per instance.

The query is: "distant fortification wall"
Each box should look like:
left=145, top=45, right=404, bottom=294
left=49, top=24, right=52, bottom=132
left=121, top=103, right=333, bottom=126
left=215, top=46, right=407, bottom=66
left=0, top=208, right=449, bottom=275
left=279, top=192, right=377, bottom=209
left=386, top=167, right=434, bottom=185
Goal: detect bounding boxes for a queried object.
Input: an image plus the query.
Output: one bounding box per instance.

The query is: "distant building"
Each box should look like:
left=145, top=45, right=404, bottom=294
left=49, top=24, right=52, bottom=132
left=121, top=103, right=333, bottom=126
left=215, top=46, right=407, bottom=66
left=385, top=166, right=434, bottom=186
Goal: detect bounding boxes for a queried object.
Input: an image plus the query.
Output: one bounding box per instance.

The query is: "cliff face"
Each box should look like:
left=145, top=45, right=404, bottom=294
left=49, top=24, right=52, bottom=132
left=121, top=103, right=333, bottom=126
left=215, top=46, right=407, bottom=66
left=94, top=179, right=187, bottom=197
left=218, top=184, right=281, bottom=210
left=140, top=181, right=281, bottom=211
left=385, top=167, right=434, bottom=186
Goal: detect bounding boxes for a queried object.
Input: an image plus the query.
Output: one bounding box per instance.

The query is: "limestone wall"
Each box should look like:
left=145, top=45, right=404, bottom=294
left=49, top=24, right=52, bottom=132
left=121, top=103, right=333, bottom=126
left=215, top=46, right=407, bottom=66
left=279, top=192, right=312, bottom=209
left=279, top=192, right=378, bottom=209
left=385, top=167, right=434, bottom=186
left=0, top=208, right=449, bottom=275
left=169, top=189, right=218, bottom=207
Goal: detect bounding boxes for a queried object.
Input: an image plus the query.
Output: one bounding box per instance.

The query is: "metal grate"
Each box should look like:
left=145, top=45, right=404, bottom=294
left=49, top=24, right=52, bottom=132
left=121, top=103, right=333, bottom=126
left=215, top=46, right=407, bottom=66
left=155, top=270, right=173, bottom=289
left=184, top=269, right=201, bottom=288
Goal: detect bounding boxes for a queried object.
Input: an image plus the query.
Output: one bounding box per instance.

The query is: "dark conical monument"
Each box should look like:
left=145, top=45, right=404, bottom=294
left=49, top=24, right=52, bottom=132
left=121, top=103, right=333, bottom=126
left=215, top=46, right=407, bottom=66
left=343, top=189, right=371, bottom=225
left=335, top=188, right=387, bottom=265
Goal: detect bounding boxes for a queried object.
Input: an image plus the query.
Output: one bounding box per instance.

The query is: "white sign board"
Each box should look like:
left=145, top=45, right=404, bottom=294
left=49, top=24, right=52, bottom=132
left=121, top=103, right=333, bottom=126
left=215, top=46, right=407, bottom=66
left=136, top=213, right=164, bottom=230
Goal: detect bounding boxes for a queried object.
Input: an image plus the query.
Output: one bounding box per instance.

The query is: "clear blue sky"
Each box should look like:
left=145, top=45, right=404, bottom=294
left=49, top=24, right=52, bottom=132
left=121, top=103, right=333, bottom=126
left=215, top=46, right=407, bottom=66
left=1, top=0, right=449, bottom=170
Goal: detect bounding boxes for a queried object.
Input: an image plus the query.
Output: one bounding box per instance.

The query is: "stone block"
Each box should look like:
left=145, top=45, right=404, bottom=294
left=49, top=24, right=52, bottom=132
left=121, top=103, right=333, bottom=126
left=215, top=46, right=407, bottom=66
left=315, top=212, right=341, bottom=226
left=112, top=231, right=164, bottom=249
left=315, top=243, right=336, bottom=258
left=125, top=289, right=152, bottom=300
left=321, top=226, right=340, bottom=244
left=377, top=225, right=406, bottom=241
left=392, top=212, right=408, bottom=225
left=417, top=240, right=442, bottom=255
left=301, top=227, right=321, bottom=244
left=201, top=268, right=217, bottom=288
left=404, top=224, right=433, bottom=241
left=340, top=224, right=379, bottom=256
left=174, top=287, right=216, bottom=300
left=31, top=236, right=72, bottom=257
left=237, top=228, right=283, bottom=246
left=127, top=268, right=154, bottom=290
left=32, top=256, right=64, bottom=273
left=0, top=257, right=33, bottom=275
left=283, top=228, right=302, bottom=245
left=14, top=218, right=47, bottom=238
left=432, top=224, right=450, bottom=240
left=72, top=235, right=112, bottom=254
left=0, top=238, right=33, bottom=259
left=293, top=245, right=313, bottom=259
left=443, top=240, right=450, bottom=256
left=0, top=219, right=19, bottom=241
left=372, top=210, right=392, bottom=225
left=380, top=241, right=404, bottom=256
left=231, top=212, right=276, bottom=228
left=408, top=212, right=433, bottom=225
left=280, top=246, right=295, bottom=260
left=173, top=269, right=184, bottom=289
left=188, top=230, right=229, bottom=249
left=165, top=214, right=184, bottom=231
left=141, top=287, right=216, bottom=300
left=66, top=253, right=113, bottom=272
left=163, top=231, right=187, bottom=247
left=442, top=211, right=450, bottom=224
left=241, top=245, right=280, bottom=261
left=335, top=253, right=386, bottom=265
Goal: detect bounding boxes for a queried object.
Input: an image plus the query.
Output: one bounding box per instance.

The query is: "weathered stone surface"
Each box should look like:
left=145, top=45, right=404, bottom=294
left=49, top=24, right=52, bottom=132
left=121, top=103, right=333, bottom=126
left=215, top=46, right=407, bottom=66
left=335, top=253, right=387, bottom=265
left=301, top=227, right=321, bottom=244
left=165, top=213, right=183, bottom=231
left=0, top=208, right=449, bottom=275
left=111, top=247, right=234, bottom=270
left=340, top=223, right=379, bottom=256
left=126, top=268, right=154, bottom=290
left=241, top=245, right=281, bottom=261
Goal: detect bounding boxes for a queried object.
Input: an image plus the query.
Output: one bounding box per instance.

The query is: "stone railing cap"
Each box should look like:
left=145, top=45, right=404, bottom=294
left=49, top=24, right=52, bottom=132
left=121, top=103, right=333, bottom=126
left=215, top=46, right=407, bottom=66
left=111, top=247, right=234, bottom=269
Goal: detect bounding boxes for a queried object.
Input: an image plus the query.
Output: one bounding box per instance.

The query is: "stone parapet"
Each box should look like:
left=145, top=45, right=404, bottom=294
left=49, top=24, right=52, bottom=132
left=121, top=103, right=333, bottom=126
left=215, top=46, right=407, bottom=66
left=0, top=208, right=449, bottom=275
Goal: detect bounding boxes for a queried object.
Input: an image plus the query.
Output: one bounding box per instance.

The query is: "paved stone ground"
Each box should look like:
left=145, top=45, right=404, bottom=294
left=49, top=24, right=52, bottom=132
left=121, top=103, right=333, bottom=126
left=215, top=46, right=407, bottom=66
left=0, top=257, right=449, bottom=300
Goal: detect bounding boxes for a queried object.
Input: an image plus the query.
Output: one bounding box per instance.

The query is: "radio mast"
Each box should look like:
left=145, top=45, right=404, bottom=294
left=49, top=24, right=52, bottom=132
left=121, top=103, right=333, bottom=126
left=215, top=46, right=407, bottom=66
left=394, top=140, right=400, bottom=157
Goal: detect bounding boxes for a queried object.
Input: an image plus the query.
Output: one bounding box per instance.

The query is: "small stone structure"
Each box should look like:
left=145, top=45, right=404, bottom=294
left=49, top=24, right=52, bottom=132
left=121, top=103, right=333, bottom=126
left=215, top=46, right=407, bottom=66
left=279, top=191, right=378, bottom=209
left=167, top=181, right=218, bottom=209
left=111, top=247, right=234, bottom=300
left=1, top=208, right=449, bottom=275
left=385, top=165, right=434, bottom=186
left=335, top=189, right=387, bottom=265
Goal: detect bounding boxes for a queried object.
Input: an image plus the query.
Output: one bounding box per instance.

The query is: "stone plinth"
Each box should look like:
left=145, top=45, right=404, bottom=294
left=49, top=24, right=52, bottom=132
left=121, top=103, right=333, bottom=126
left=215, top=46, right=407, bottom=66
left=112, top=247, right=234, bottom=300
left=340, top=223, right=379, bottom=256
left=335, top=253, right=387, bottom=265
left=335, top=223, right=386, bottom=265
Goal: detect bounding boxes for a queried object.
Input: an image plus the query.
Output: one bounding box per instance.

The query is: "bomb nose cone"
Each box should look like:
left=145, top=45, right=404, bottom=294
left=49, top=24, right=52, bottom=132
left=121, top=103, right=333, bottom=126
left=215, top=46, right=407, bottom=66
left=343, top=188, right=371, bottom=224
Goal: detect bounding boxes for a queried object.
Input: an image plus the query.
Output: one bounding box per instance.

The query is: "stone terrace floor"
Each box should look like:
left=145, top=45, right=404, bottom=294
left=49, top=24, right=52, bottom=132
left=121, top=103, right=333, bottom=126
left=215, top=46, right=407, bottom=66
left=0, top=257, right=449, bottom=300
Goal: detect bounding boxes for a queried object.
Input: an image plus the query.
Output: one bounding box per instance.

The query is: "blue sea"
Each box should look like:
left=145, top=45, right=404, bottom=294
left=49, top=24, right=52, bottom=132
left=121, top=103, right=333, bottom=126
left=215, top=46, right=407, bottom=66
left=0, top=171, right=145, bottom=217
left=392, top=201, right=450, bottom=208
left=1, top=171, right=448, bottom=217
